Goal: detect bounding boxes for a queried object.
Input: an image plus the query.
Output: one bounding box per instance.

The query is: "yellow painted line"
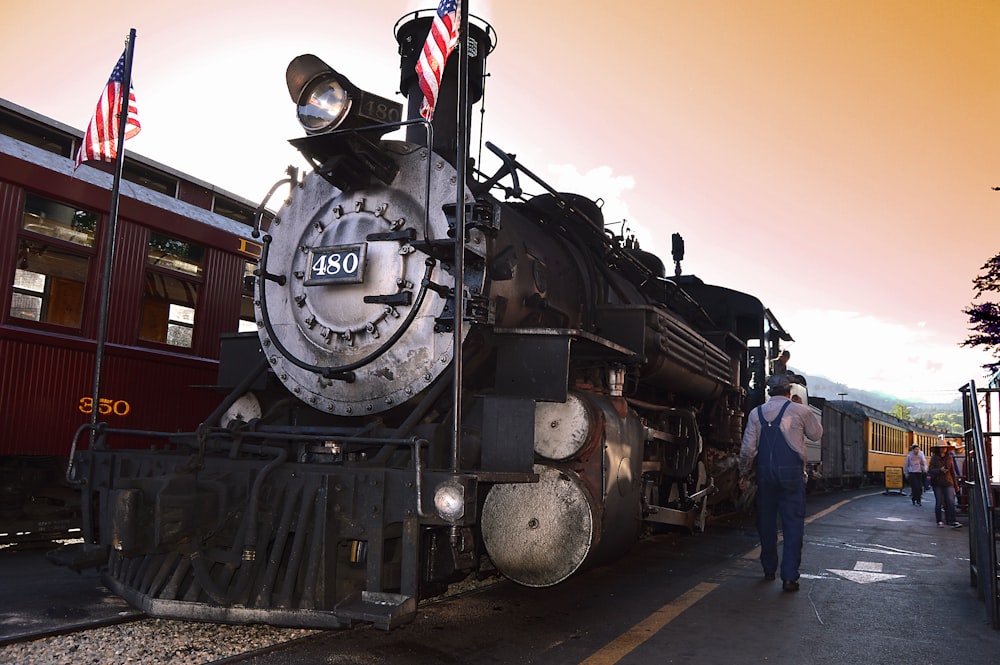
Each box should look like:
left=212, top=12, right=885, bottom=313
left=805, top=499, right=852, bottom=524
left=742, top=491, right=882, bottom=559
left=583, top=492, right=883, bottom=663
left=807, top=490, right=884, bottom=524
left=579, top=581, right=719, bottom=665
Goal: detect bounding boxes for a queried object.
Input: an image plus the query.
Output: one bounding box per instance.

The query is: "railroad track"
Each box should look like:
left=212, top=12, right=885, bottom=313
left=0, top=611, right=146, bottom=648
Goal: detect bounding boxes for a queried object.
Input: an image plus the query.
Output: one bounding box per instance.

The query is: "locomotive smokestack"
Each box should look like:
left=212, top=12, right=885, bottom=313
left=395, top=13, right=493, bottom=166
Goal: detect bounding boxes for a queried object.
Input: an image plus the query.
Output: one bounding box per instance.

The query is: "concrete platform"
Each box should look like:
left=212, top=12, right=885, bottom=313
left=593, top=488, right=996, bottom=664
left=245, top=488, right=1000, bottom=663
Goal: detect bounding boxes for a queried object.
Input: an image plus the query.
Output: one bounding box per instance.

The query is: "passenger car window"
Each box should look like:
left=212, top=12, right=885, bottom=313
left=9, top=195, right=96, bottom=328
left=139, top=233, right=204, bottom=348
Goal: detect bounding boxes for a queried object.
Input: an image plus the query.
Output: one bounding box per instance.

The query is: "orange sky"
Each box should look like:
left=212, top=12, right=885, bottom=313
left=1, top=0, right=998, bottom=402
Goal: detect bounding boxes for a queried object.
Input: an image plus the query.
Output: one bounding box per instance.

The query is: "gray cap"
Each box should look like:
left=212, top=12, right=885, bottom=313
left=767, top=373, right=792, bottom=394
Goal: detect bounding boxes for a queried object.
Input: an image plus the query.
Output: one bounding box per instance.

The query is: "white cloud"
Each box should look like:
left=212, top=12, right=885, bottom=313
left=543, top=163, right=643, bottom=240
left=783, top=309, right=991, bottom=403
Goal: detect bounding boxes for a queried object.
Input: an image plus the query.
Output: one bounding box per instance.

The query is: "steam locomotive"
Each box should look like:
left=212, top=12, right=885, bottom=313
left=63, top=12, right=793, bottom=629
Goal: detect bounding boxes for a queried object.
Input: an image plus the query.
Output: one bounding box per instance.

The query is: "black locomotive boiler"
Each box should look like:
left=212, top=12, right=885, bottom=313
left=65, top=12, right=793, bottom=629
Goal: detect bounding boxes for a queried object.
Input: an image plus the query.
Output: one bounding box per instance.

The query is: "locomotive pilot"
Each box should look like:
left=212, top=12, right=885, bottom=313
left=738, top=373, right=823, bottom=592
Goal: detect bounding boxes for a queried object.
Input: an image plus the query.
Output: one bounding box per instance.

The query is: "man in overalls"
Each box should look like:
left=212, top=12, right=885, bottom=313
left=738, top=373, right=823, bottom=592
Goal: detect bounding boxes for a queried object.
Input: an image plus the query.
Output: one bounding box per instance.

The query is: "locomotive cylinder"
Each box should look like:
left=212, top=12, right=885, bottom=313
left=481, top=392, right=643, bottom=586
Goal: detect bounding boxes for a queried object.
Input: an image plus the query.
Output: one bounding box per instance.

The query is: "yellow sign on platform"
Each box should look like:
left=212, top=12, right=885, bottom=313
left=884, top=466, right=904, bottom=490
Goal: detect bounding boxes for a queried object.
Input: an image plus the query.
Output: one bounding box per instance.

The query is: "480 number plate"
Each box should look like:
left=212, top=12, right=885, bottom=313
left=304, top=243, right=366, bottom=285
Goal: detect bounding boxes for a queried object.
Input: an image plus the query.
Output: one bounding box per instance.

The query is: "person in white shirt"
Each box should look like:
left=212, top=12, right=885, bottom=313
left=903, top=443, right=927, bottom=505
left=738, top=373, right=823, bottom=592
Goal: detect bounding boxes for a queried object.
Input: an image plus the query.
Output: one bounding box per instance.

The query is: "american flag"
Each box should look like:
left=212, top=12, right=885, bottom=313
left=415, top=0, right=460, bottom=120
left=74, top=49, right=141, bottom=170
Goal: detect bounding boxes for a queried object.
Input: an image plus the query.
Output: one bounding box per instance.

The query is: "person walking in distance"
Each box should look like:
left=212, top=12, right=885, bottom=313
left=929, top=437, right=962, bottom=528
left=738, top=374, right=824, bottom=592
left=904, top=443, right=927, bottom=506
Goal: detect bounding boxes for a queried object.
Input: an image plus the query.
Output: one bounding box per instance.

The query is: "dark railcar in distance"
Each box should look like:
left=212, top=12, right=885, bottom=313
left=808, top=397, right=951, bottom=489
left=0, top=98, right=265, bottom=542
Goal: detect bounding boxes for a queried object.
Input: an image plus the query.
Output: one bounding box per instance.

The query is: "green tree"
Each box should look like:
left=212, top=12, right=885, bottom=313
left=963, top=253, right=1000, bottom=374
left=891, top=403, right=912, bottom=421
left=931, top=412, right=962, bottom=432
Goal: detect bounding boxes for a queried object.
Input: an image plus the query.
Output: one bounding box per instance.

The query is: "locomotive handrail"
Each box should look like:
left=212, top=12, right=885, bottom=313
left=187, top=426, right=436, bottom=519
left=65, top=422, right=96, bottom=486
left=961, top=380, right=999, bottom=629
left=77, top=421, right=430, bottom=452
left=74, top=417, right=436, bottom=526
left=251, top=167, right=298, bottom=239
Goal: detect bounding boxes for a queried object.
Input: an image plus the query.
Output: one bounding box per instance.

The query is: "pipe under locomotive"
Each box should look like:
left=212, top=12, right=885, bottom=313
left=62, top=13, right=792, bottom=629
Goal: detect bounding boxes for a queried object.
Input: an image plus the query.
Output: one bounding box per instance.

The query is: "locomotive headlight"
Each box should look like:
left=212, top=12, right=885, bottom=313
left=296, top=75, right=351, bottom=133
left=286, top=54, right=402, bottom=135
left=433, top=480, right=465, bottom=522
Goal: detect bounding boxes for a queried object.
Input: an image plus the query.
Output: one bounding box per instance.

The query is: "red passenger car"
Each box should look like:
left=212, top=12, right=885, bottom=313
left=0, top=98, right=264, bottom=542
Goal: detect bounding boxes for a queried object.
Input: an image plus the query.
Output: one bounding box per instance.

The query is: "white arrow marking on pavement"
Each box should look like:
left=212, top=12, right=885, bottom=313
left=811, top=540, right=936, bottom=558
left=876, top=517, right=908, bottom=522
left=827, top=560, right=906, bottom=584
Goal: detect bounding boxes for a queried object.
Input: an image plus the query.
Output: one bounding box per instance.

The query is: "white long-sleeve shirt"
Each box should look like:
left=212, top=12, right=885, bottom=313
left=904, top=450, right=927, bottom=473
left=739, top=395, right=823, bottom=476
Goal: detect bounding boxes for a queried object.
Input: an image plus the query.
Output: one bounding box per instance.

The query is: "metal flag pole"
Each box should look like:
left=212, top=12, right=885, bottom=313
left=450, top=0, right=470, bottom=472
left=89, top=28, right=137, bottom=445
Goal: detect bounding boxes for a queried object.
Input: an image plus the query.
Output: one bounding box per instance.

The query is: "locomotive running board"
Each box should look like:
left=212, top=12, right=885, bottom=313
left=104, top=573, right=356, bottom=629
left=103, top=576, right=416, bottom=630
left=334, top=591, right=417, bottom=630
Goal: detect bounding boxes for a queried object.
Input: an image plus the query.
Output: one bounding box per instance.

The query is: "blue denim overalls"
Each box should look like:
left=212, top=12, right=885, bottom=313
left=755, top=401, right=806, bottom=582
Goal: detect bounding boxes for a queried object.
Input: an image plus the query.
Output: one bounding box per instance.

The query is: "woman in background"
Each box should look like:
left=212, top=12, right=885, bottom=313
left=929, top=439, right=961, bottom=528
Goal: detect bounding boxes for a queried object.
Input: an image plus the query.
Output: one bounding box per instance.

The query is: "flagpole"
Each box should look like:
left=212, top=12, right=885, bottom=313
left=89, top=28, right=137, bottom=444
left=450, top=0, right=470, bottom=472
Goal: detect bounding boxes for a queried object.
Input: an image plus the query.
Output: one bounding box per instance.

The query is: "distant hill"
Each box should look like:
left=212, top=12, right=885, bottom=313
left=805, top=374, right=962, bottom=415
